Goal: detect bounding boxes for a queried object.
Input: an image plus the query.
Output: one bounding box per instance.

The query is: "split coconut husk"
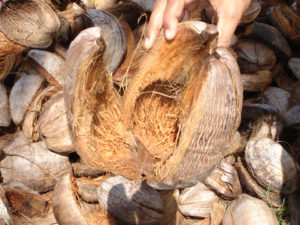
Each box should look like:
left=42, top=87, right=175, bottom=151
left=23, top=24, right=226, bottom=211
left=65, top=21, right=242, bottom=188
left=0, top=83, right=10, bottom=127
left=0, top=0, right=60, bottom=48
left=122, top=21, right=243, bottom=188
left=37, top=92, right=74, bottom=154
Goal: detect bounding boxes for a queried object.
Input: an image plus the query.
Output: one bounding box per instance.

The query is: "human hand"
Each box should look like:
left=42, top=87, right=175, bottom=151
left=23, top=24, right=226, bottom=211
left=144, top=0, right=251, bottom=49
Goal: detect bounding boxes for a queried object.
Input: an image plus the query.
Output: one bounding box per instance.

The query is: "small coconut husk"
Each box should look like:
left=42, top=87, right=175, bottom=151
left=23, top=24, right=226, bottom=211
left=37, top=92, right=74, bottom=154
left=72, top=160, right=105, bottom=177
left=1, top=141, right=71, bottom=193
left=235, top=157, right=282, bottom=207
left=241, top=71, right=273, bottom=92
left=122, top=21, right=243, bottom=188
left=235, top=39, right=277, bottom=74
left=52, top=172, right=116, bottom=225
left=222, top=194, right=279, bottom=225
left=178, top=182, right=221, bottom=218
left=283, top=105, right=300, bottom=127
left=288, top=58, right=300, bottom=80
left=0, top=83, right=10, bottom=127
left=28, top=49, right=67, bottom=88
left=245, top=137, right=299, bottom=194
left=86, top=9, right=127, bottom=74
left=64, top=27, right=139, bottom=179
left=9, top=70, right=45, bottom=126
left=0, top=0, right=60, bottom=48
left=261, top=87, right=291, bottom=116
left=5, top=189, right=49, bottom=218
left=22, top=86, right=59, bottom=141
left=204, top=161, right=242, bottom=200
left=244, top=22, right=292, bottom=57
left=97, top=175, right=166, bottom=225
left=268, top=4, right=300, bottom=46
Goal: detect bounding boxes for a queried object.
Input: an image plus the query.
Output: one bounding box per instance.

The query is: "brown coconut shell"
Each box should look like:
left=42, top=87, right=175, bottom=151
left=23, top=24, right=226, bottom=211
left=122, top=21, right=243, bottom=188
left=0, top=0, right=60, bottom=48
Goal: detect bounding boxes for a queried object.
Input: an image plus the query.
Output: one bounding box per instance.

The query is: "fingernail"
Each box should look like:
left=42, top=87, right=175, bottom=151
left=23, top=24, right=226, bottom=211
left=144, top=38, right=151, bottom=49
left=165, top=29, right=174, bottom=40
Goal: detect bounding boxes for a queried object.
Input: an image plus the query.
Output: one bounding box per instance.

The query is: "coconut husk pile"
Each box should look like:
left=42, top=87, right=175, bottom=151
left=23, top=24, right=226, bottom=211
left=0, top=0, right=299, bottom=224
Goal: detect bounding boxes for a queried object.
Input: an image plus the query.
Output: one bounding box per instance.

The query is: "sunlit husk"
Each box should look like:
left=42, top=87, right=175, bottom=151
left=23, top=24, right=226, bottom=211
left=222, top=194, right=279, bottom=225
left=22, top=86, right=59, bottom=141
left=245, top=137, right=299, bottom=193
left=261, top=87, right=291, bottom=116
left=204, top=161, right=242, bottom=199
left=64, top=27, right=138, bottom=179
left=0, top=0, right=60, bottom=48
left=9, top=70, right=45, bottom=125
left=241, top=71, right=273, bottom=92
left=38, top=92, right=74, bottom=154
left=0, top=83, right=10, bottom=127
left=178, top=182, right=221, bottom=218
left=288, top=58, right=300, bottom=80
left=76, top=177, right=104, bottom=203
left=28, top=49, right=67, bottom=88
left=72, top=160, right=104, bottom=177
left=86, top=9, right=127, bottom=74
left=97, top=175, right=166, bottom=225
left=52, top=173, right=116, bottom=225
left=235, top=39, right=276, bottom=74
left=268, top=4, right=300, bottom=46
left=1, top=141, right=71, bottom=193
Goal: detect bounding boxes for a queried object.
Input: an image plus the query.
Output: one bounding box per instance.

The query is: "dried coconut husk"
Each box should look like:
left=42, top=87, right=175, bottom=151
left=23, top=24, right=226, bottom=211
left=87, top=0, right=118, bottom=10
left=204, top=161, right=242, bottom=200
left=224, top=131, right=244, bottom=156
left=241, top=71, right=273, bottom=92
left=288, top=58, right=300, bottom=80
left=64, top=27, right=139, bottom=179
left=37, top=92, right=74, bottom=154
left=22, top=86, right=59, bottom=141
left=3, top=132, right=29, bottom=153
left=5, top=189, right=49, bottom=218
left=9, top=68, right=45, bottom=126
left=0, top=191, right=12, bottom=225
left=222, top=194, right=279, bottom=225
left=122, top=21, right=243, bottom=188
left=0, top=83, right=10, bottom=127
left=0, top=0, right=60, bottom=48
left=241, top=104, right=279, bottom=123
left=52, top=172, right=116, bottom=225
left=272, top=63, right=297, bottom=92
left=27, top=49, right=67, bottom=88
left=235, top=39, right=277, bottom=74
left=235, top=157, right=282, bottom=208
left=244, top=22, right=292, bottom=57
left=72, top=160, right=105, bottom=177
left=177, top=182, right=221, bottom=218
left=268, top=4, right=300, bottom=46
left=261, top=87, right=291, bottom=116
left=86, top=9, right=127, bottom=74
left=1, top=141, right=71, bottom=193
left=97, top=175, right=167, bottom=225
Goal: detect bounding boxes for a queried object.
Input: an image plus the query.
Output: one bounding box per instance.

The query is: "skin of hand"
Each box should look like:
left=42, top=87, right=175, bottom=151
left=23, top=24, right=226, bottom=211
left=144, top=0, right=251, bottom=49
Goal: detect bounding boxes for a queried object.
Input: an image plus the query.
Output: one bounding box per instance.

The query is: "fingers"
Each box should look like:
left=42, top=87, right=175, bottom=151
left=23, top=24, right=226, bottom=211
left=144, top=0, right=167, bottom=49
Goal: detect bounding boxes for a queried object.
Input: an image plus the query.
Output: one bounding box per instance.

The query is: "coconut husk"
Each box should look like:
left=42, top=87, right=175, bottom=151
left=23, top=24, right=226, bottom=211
left=178, top=182, right=221, bottom=218
left=27, top=50, right=67, bottom=88
left=241, top=71, right=273, bottom=92
left=64, top=27, right=139, bottom=179
left=72, top=160, right=105, bottom=177
left=0, top=83, right=10, bottom=127
left=1, top=141, right=71, bottom=193
left=222, top=194, right=279, bottom=225
left=97, top=175, right=166, bottom=225
left=284, top=105, right=300, bottom=127
left=235, top=39, right=277, bottom=74
left=52, top=172, right=116, bottom=225
left=37, top=92, right=74, bottom=154
left=22, top=86, right=59, bottom=141
left=0, top=0, right=60, bottom=48
left=122, top=21, right=243, bottom=188
left=9, top=71, right=45, bottom=126
left=272, top=63, right=297, bottom=92
left=288, top=58, right=300, bottom=80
